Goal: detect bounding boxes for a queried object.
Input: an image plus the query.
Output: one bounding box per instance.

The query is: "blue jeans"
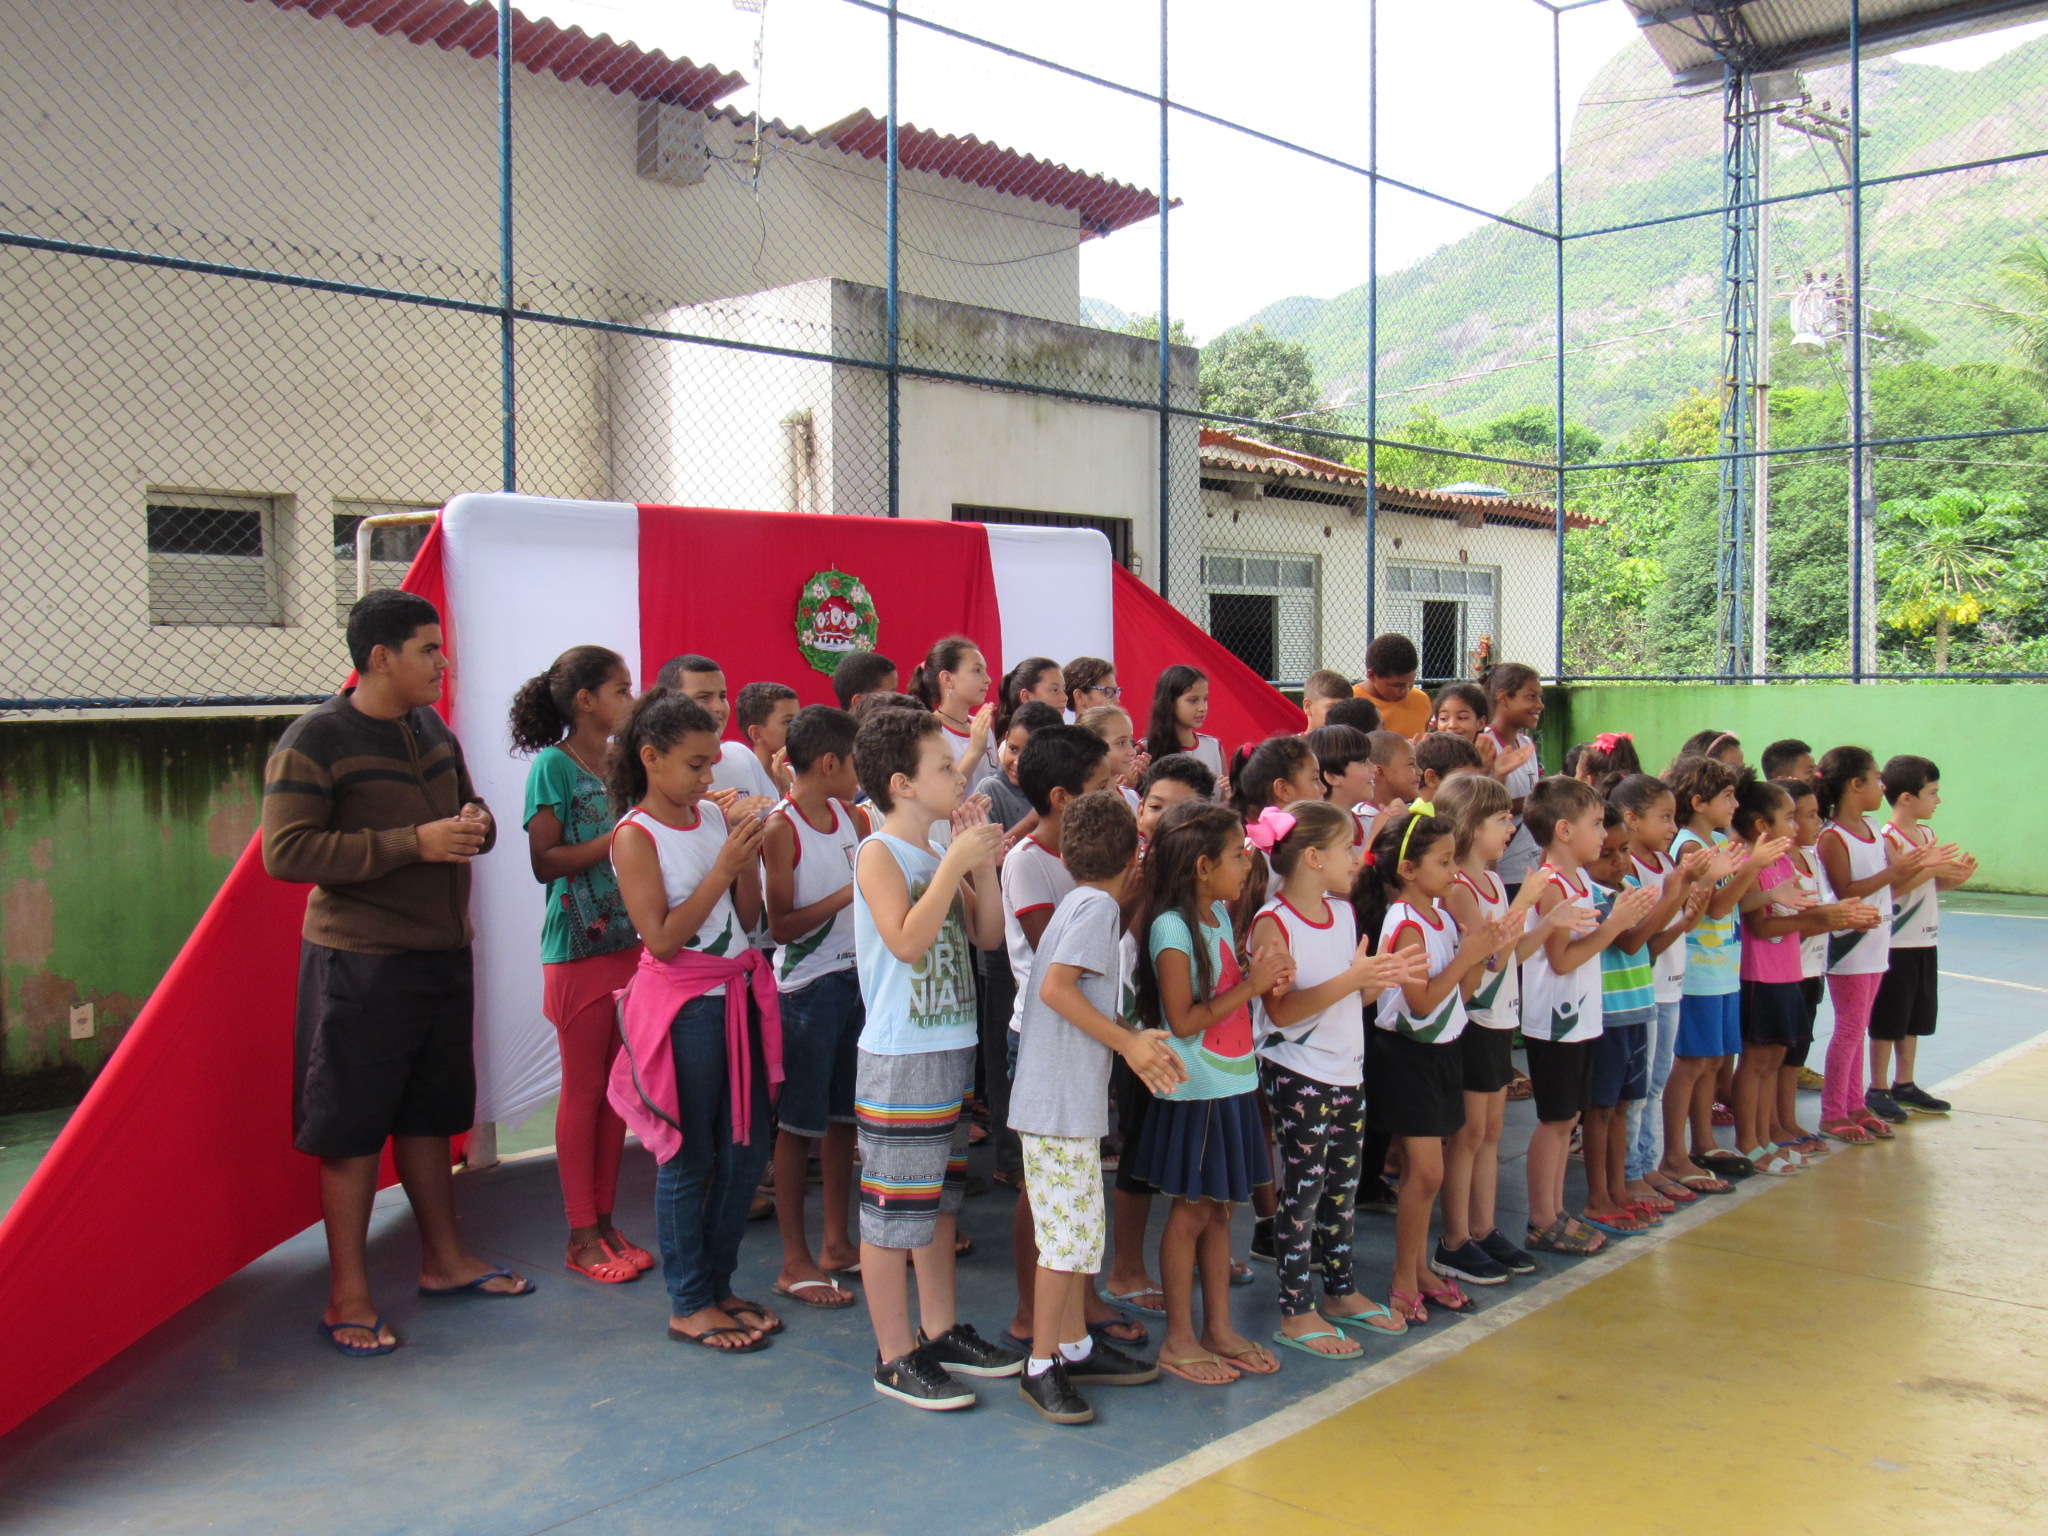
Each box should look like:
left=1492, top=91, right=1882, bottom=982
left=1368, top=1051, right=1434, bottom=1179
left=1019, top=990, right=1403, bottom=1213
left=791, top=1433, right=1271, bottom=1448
left=653, top=993, right=772, bottom=1316
left=1626, top=999, right=1681, bottom=1181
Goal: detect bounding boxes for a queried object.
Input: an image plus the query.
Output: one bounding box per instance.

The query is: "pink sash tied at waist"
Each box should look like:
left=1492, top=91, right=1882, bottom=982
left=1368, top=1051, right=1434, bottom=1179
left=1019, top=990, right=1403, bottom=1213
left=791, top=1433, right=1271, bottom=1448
left=608, top=945, right=783, bottom=1165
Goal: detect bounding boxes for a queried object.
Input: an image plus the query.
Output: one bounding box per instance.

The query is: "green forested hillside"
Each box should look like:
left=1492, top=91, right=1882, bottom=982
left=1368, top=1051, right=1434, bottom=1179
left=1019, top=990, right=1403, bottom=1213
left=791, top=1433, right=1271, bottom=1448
left=1228, top=36, right=2048, bottom=438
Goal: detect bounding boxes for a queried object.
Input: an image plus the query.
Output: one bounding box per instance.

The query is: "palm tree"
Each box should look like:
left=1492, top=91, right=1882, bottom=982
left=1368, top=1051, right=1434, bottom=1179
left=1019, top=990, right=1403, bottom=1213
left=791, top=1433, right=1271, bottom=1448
left=1988, top=239, right=2048, bottom=393
left=1875, top=488, right=2035, bottom=673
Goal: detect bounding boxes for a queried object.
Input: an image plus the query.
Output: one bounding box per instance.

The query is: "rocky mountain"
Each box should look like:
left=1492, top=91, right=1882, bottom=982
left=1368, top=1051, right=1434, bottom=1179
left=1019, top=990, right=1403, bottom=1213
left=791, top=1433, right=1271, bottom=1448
left=1217, top=36, right=2048, bottom=439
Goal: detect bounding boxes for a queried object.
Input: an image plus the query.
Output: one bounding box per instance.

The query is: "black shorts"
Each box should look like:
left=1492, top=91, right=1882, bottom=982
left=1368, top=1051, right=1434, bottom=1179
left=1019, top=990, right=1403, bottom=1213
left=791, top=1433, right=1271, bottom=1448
left=1460, top=1025, right=1517, bottom=1094
left=293, top=941, right=476, bottom=1158
left=1785, top=976, right=1825, bottom=1068
left=1741, top=977, right=1808, bottom=1048
left=1870, top=947, right=1939, bottom=1041
left=1368, top=1027, right=1466, bottom=1140
left=1112, top=1055, right=1159, bottom=1195
left=1523, top=1036, right=1595, bottom=1123
left=1589, top=1021, right=1649, bottom=1108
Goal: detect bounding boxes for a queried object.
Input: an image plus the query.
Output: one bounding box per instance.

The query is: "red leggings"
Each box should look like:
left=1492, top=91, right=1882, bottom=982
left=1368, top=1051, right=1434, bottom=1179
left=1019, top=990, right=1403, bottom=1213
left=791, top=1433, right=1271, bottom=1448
left=543, top=949, right=642, bottom=1229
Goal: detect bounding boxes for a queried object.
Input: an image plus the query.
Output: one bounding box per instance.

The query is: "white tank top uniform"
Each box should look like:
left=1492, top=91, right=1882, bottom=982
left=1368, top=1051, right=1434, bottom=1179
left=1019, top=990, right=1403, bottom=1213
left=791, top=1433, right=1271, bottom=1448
left=1489, top=728, right=1542, bottom=885
left=1374, top=899, right=1468, bottom=1044
left=613, top=806, right=748, bottom=996
left=1453, top=870, right=1520, bottom=1030
left=1631, top=850, right=1687, bottom=1005
left=1254, top=895, right=1367, bottom=1085
left=1883, top=823, right=1939, bottom=949
left=1790, top=847, right=1832, bottom=980
left=771, top=798, right=864, bottom=992
left=1519, top=865, right=1604, bottom=1041
left=1187, top=733, right=1224, bottom=783
left=1822, top=816, right=1893, bottom=976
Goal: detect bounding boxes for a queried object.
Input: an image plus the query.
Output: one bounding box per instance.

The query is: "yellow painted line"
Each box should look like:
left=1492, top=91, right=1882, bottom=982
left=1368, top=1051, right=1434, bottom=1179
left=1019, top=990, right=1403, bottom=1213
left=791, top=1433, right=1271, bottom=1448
left=1024, top=1172, right=1787, bottom=1536
left=1048, top=1028, right=2048, bottom=1536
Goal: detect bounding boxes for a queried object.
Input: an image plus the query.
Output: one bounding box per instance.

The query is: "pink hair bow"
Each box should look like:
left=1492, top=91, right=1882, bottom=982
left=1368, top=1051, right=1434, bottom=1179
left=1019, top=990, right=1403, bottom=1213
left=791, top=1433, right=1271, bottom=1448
left=1594, top=732, right=1633, bottom=753
left=1245, top=806, right=1297, bottom=853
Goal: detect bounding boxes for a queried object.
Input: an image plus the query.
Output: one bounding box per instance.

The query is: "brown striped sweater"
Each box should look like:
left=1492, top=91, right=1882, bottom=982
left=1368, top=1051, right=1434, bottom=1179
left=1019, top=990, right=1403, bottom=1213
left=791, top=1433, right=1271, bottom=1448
left=261, top=690, right=495, bottom=953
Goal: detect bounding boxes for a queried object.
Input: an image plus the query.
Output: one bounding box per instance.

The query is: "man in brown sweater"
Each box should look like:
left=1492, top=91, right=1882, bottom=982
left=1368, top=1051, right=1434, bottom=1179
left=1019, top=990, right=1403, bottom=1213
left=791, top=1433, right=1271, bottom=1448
left=263, top=588, right=532, bottom=1356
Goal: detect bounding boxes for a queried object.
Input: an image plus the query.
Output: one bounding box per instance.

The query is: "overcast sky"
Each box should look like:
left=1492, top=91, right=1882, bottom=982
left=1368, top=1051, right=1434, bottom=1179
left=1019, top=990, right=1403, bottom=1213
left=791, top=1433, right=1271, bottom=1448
left=535, top=0, right=2048, bottom=341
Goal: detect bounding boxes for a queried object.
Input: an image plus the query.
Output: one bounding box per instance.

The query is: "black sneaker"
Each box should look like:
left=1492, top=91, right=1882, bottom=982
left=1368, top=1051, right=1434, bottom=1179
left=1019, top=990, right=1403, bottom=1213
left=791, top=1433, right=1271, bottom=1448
left=874, top=1348, right=976, bottom=1411
left=1433, top=1238, right=1512, bottom=1286
left=1063, top=1340, right=1159, bottom=1386
left=1864, top=1088, right=1910, bottom=1125
left=1477, top=1228, right=1539, bottom=1275
left=1890, top=1082, right=1952, bottom=1115
left=1018, top=1360, right=1094, bottom=1424
left=1357, top=1178, right=1399, bottom=1216
left=919, top=1322, right=1025, bottom=1378
left=1249, top=1217, right=1277, bottom=1265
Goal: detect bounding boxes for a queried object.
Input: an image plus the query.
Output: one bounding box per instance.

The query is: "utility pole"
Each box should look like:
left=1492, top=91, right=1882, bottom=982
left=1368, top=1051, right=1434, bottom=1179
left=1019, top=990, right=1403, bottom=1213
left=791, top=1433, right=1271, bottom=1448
left=1780, top=96, right=1876, bottom=678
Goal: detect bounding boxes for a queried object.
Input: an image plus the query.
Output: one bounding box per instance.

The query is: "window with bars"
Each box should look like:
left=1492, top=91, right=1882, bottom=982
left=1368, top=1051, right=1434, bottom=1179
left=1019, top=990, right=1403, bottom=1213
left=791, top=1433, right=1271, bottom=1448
left=1380, top=560, right=1498, bottom=683
left=1200, top=551, right=1319, bottom=685
left=332, top=501, right=435, bottom=623
left=146, top=491, right=282, bottom=626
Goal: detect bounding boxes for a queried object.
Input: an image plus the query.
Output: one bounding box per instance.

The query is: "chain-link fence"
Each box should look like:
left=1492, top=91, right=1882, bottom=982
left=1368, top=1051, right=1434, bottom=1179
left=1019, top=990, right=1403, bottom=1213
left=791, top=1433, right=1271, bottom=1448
left=6, top=0, right=2047, bottom=710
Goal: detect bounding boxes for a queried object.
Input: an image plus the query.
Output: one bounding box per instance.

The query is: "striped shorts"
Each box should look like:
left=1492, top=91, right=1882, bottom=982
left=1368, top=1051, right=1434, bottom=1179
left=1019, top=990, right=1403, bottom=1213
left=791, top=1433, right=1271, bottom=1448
left=854, top=1045, right=974, bottom=1249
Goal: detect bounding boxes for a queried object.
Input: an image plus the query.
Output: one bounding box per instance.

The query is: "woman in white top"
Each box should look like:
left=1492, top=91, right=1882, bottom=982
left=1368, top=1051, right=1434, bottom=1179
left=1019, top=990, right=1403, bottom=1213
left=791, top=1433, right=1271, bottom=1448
left=1142, top=665, right=1223, bottom=787
left=1246, top=802, right=1424, bottom=1356
left=910, top=634, right=996, bottom=783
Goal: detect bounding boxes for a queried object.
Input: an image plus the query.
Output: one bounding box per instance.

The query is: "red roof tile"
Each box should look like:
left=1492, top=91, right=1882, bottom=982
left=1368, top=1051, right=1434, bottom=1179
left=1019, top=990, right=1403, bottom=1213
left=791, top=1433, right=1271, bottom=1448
left=259, top=0, right=746, bottom=107
left=1198, top=427, right=1592, bottom=531
left=817, top=109, right=1169, bottom=238
left=254, top=3, right=1165, bottom=233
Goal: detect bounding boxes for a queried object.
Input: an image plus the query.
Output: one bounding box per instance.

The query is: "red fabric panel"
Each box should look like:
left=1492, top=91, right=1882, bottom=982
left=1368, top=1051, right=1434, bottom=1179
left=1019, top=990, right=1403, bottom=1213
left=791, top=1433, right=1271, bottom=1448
left=1110, top=563, right=1302, bottom=765
left=635, top=506, right=1002, bottom=725
left=0, top=522, right=455, bottom=1439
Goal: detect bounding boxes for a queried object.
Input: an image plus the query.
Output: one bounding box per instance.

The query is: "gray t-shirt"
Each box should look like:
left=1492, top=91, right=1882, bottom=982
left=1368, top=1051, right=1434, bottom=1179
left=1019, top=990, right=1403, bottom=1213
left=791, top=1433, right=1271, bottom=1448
left=1009, top=885, right=1126, bottom=1140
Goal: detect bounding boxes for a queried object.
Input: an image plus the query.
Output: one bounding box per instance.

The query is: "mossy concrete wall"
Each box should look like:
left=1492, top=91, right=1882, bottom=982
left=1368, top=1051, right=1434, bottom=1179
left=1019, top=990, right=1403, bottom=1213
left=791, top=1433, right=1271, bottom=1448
left=0, top=717, right=292, bottom=1108
left=1560, top=684, right=2044, bottom=895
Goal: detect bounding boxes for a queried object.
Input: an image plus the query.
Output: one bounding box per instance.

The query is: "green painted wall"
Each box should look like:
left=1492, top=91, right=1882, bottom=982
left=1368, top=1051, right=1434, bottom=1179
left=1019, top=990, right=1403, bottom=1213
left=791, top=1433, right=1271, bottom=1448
left=1560, top=684, right=2046, bottom=895
left=0, top=718, right=292, bottom=1109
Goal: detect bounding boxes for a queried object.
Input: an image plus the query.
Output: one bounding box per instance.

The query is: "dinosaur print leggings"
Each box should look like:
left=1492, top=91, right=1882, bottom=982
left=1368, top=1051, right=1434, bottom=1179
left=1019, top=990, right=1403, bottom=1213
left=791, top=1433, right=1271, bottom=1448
left=1262, top=1061, right=1366, bottom=1317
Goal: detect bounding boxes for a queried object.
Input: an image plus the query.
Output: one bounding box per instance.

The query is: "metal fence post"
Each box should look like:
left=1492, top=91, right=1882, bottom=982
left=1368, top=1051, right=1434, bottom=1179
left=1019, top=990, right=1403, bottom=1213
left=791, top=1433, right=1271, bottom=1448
left=1364, top=0, right=1378, bottom=646
left=886, top=0, right=901, bottom=519
left=1849, top=0, right=1874, bottom=681
left=496, top=0, right=516, bottom=493
left=1552, top=3, right=1567, bottom=683
left=1156, top=0, right=1171, bottom=601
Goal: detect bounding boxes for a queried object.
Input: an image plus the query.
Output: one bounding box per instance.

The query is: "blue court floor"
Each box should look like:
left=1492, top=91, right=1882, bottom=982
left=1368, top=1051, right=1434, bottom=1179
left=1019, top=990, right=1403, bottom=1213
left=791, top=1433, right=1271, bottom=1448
left=0, top=897, right=2043, bottom=1536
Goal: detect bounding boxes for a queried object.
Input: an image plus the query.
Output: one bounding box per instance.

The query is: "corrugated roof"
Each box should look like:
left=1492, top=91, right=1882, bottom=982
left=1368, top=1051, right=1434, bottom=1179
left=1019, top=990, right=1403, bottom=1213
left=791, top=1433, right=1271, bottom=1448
left=256, top=2, right=1166, bottom=233
left=259, top=0, right=746, bottom=107
left=1624, top=0, right=2048, bottom=87
left=814, top=109, right=1170, bottom=238
left=1198, top=428, right=1592, bottom=531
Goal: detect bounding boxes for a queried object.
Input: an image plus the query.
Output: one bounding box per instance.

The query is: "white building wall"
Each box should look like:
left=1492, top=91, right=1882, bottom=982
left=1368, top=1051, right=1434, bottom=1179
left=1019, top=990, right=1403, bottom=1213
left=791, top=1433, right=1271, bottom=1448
left=0, top=0, right=1116, bottom=701
left=1196, top=486, right=1562, bottom=679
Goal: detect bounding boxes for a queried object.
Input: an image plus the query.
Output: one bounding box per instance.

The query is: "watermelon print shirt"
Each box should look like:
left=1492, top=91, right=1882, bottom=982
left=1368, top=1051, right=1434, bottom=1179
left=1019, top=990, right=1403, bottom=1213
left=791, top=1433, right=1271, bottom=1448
left=1149, top=900, right=1258, bottom=1101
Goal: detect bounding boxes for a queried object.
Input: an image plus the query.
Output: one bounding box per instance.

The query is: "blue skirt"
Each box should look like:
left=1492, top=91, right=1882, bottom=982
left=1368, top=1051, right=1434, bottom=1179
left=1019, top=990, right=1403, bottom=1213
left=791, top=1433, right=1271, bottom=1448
left=1127, top=1090, right=1271, bottom=1204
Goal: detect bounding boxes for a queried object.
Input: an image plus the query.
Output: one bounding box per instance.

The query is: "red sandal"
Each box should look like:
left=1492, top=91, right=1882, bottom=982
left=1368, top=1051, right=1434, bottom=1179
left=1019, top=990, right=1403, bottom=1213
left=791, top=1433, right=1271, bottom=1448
left=602, top=1234, right=656, bottom=1273
left=569, top=1245, right=641, bottom=1284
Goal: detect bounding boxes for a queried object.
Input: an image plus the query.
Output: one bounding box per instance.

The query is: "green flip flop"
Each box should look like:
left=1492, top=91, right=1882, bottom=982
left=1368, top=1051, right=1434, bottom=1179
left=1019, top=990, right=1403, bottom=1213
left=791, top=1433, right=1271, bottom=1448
left=1329, top=1301, right=1409, bottom=1337
left=1270, top=1328, right=1364, bottom=1361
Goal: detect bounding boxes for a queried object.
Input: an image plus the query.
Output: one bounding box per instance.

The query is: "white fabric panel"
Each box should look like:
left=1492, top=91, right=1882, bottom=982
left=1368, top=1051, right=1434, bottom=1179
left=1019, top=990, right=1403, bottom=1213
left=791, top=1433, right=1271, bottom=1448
left=982, top=523, right=1115, bottom=677
left=441, top=494, right=640, bottom=1128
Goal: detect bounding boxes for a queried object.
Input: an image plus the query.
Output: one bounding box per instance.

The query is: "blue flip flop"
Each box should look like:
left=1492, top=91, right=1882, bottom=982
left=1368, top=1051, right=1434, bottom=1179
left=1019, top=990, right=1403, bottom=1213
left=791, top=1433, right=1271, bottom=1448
left=1098, top=1285, right=1168, bottom=1318
left=1089, top=1315, right=1149, bottom=1348
left=1579, top=1213, right=1645, bottom=1238
left=1329, top=1301, right=1408, bottom=1338
left=419, top=1265, right=536, bottom=1298
left=319, top=1316, right=398, bottom=1356
left=1269, top=1328, right=1363, bottom=1361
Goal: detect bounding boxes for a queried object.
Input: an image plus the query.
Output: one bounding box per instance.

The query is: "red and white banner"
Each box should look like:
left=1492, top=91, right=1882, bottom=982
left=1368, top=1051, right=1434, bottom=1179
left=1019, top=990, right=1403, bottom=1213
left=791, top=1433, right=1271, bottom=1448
left=0, top=497, right=1297, bottom=1438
